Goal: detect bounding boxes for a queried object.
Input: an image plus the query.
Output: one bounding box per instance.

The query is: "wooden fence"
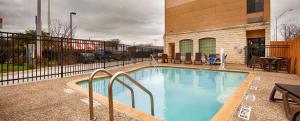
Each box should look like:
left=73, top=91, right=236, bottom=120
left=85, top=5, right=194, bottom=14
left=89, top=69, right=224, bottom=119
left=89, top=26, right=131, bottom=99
left=271, top=36, right=300, bottom=75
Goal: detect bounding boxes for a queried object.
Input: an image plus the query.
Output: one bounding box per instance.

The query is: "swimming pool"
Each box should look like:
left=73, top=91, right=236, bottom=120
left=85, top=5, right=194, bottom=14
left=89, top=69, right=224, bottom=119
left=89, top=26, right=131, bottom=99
left=77, top=67, right=248, bottom=121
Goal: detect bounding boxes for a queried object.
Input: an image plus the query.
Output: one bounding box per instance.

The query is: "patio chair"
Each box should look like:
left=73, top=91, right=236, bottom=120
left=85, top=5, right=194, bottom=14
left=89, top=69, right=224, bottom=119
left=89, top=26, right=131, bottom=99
left=184, top=53, right=192, bottom=64
left=194, top=53, right=202, bottom=65
left=262, top=58, right=273, bottom=71
left=249, top=56, right=268, bottom=70
left=173, top=53, right=181, bottom=64
left=275, top=57, right=291, bottom=73
left=161, top=54, right=168, bottom=63
left=269, top=83, right=300, bottom=121
left=294, top=58, right=297, bottom=74
left=204, top=54, right=209, bottom=63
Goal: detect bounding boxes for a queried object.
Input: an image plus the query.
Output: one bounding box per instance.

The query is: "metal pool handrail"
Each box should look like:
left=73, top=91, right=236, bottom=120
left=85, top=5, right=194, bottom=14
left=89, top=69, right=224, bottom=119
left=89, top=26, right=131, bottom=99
left=88, top=69, right=135, bottom=121
left=150, top=54, right=159, bottom=70
left=108, top=71, right=155, bottom=121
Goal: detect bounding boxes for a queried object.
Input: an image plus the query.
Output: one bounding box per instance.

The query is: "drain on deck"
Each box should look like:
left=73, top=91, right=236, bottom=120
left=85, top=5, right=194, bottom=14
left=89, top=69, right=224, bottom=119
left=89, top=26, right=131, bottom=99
left=245, top=94, right=256, bottom=102
left=81, top=98, right=100, bottom=107
left=249, top=85, right=258, bottom=91
left=253, top=76, right=261, bottom=81
left=64, top=88, right=74, bottom=94
left=238, top=105, right=252, bottom=120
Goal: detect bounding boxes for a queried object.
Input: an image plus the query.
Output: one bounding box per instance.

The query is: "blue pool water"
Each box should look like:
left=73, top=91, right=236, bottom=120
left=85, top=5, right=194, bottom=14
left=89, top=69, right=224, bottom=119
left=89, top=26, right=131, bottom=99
left=78, top=67, right=248, bottom=121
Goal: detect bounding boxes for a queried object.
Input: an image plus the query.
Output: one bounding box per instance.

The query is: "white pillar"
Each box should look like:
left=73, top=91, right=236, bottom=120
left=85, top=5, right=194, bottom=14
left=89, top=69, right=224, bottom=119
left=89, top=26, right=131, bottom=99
left=220, top=48, right=225, bottom=70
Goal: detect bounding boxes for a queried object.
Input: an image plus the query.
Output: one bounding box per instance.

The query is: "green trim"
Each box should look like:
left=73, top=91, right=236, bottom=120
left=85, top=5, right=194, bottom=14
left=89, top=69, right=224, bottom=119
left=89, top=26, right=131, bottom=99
left=179, top=39, right=193, bottom=55
left=199, top=38, right=216, bottom=56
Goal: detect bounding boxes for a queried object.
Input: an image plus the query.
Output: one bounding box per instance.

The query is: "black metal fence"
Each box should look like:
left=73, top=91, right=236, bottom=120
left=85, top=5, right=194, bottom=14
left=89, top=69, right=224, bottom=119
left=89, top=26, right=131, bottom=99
left=0, top=32, right=162, bottom=85
left=246, top=45, right=290, bottom=64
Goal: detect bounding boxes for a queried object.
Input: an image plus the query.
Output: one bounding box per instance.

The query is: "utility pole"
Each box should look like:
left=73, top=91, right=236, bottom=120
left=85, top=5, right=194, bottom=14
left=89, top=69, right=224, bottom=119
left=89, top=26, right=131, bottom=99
left=36, top=0, right=42, bottom=57
left=48, top=0, right=51, bottom=35
left=70, top=12, right=76, bottom=39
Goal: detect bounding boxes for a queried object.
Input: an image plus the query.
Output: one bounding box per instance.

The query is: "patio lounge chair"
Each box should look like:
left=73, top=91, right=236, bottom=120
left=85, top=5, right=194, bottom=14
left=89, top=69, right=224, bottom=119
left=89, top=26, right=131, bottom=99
left=174, top=53, right=181, bottom=64
left=208, top=54, right=218, bottom=65
left=194, top=53, right=202, bottom=65
left=161, top=54, right=168, bottom=63
left=215, top=54, right=222, bottom=65
left=269, top=83, right=300, bottom=121
left=184, top=53, right=192, bottom=64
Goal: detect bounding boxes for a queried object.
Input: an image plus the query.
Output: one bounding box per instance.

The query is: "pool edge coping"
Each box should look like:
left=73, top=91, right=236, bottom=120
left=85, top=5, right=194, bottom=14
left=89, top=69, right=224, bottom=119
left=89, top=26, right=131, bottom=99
left=211, top=69, right=255, bottom=121
left=66, top=65, right=253, bottom=121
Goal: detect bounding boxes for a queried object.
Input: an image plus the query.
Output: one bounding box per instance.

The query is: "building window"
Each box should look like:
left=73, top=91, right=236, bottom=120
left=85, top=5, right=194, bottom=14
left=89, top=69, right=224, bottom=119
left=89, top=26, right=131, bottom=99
left=199, top=38, right=216, bottom=56
left=247, top=0, right=264, bottom=13
left=179, top=39, right=193, bottom=55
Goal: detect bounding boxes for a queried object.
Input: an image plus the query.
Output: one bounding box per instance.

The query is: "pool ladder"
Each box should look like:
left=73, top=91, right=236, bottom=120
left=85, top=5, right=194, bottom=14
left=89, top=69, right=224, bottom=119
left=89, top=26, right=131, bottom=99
left=150, top=54, right=159, bottom=69
left=88, top=69, right=155, bottom=121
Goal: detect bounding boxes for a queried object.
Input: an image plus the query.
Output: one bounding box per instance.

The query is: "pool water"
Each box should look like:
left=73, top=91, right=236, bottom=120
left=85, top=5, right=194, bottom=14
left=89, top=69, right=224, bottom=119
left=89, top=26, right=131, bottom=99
left=78, top=67, right=248, bottom=121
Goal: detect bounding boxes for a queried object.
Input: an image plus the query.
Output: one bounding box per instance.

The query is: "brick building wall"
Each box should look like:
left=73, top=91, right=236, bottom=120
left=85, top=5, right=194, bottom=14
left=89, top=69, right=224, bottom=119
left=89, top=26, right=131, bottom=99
left=164, top=0, right=271, bottom=64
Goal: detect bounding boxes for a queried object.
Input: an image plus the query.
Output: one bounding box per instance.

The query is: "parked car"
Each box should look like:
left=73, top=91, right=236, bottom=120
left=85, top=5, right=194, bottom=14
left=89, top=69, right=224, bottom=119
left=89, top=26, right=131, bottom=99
left=94, top=49, right=113, bottom=62
left=111, top=51, right=131, bottom=61
left=77, top=53, right=96, bottom=63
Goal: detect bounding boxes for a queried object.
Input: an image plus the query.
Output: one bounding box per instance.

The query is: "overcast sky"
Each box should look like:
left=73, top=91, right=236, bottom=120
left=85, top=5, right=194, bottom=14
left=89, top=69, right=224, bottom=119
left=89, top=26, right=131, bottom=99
left=0, top=0, right=164, bottom=46
left=0, top=0, right=299, bottom=45
left=271, top=0, right=300, bottom=40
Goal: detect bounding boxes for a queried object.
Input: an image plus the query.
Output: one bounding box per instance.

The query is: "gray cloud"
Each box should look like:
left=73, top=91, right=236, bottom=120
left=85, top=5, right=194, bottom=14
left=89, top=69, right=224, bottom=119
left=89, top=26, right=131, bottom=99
left=1, top=0, right=299, bottom=44
left=271, top=0, right=300, bottom=40
left=0, top=0, right=164, bottom=45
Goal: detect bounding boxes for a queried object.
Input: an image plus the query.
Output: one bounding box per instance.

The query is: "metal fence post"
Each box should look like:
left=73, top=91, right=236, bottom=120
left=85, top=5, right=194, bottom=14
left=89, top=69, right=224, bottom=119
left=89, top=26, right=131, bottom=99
left=122, top=44, right=125, bottom=66
left=103, top=41, right=106, bottom=69
left=60, top=37, right=64, bottom=78
left=141, top=48, right=144, bottom=62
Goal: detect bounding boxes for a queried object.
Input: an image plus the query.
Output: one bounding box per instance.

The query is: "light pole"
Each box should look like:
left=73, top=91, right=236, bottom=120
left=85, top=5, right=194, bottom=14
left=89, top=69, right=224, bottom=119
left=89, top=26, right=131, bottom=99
left=70, top=12, right=76, bottom=39
left=36, top=0, right=42, bottom=57
left=275, top=9, right=293, bottom=41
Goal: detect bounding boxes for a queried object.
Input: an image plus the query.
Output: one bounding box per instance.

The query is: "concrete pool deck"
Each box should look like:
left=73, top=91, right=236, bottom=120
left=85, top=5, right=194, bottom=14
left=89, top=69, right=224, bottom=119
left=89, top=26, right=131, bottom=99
left=0, top=62, right=299, bottom=121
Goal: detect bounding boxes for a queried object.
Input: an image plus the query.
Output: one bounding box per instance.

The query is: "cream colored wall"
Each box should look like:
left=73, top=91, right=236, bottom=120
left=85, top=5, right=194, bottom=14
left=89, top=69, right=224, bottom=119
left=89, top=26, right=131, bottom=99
left=165, top=24, right=270, bottom=64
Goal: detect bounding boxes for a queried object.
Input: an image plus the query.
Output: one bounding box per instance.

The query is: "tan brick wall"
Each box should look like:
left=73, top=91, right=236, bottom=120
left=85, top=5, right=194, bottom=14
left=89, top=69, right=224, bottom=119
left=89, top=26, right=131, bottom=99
left=164, top=24, right=270, bottom=64
left=166, top=0, right=271, bottom=34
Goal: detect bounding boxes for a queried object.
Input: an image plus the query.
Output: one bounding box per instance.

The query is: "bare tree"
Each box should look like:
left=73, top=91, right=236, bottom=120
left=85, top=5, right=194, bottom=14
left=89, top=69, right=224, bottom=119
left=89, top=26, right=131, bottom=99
left=136, top=43, right=153, bottom=47
left=49, top=19, right=77, bottom=38
left=280, top=23, right=300, bottom=40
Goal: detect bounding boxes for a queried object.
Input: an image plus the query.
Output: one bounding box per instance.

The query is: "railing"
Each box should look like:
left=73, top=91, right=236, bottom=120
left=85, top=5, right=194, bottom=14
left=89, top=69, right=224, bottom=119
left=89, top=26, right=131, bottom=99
left=150, top=54, right=159, bottom=68
left=0, top=31, right=163, bottom=85
left=108, top=71, right=155, bottom=121
left=246, top=45, right=290, bottom=64
left=88, top=69, right=135, bottom=121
